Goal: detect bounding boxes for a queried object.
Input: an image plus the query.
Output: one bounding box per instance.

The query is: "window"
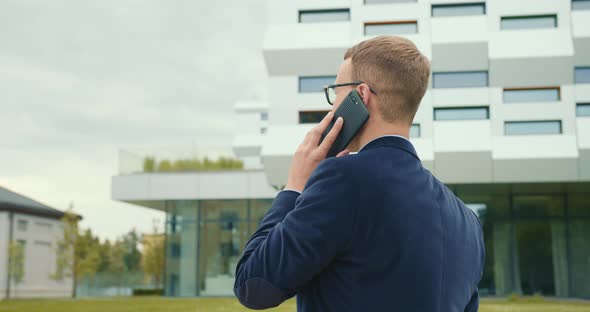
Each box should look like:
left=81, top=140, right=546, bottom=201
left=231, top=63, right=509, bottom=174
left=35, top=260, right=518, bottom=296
left=572, top=0, right=590, bottom=10
left=434, top=107, right=489, bottom=120
left=17, top=219, right=28, bottom=231
left=503, top=87, right=560, bottom=103
left=575, top=67, right=590, bottom=84
left=299, top=111, right=330, bottom=124
left=504, top=121, right=562, bottom=135
left=35, top=222, right=52, bottom=230
left=410, top=124, right=421, bottom=138
left=260, top=127, right=267, bottom=135
left=299, top=9, right=350, bottom=23
left=170, top=242, right=181, bottom=258
left=577, top=103, right=590, bottom=117
left=299, top=76, right=336, bottom=93
left=501, top=15, right=557, bottom=30
left=432, top=3, right=486, bottom=17
left=364, top=21, right=418, bottom=35
left=260, top=112, right=268, bottom=121
left=365, top=0, right=416, bottom=4
left=433, top=71, right=488, bottom=88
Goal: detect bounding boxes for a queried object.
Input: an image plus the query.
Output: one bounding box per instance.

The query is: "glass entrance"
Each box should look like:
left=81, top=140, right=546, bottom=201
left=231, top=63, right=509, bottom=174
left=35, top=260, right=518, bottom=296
left=513, top=195, right=565, bottom=296
left=515, top=221, right=555, bottom=295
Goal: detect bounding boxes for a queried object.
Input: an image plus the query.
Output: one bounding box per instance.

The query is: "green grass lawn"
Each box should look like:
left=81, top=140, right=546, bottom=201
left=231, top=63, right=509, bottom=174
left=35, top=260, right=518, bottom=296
left=1, top=297, right=589, bottom=312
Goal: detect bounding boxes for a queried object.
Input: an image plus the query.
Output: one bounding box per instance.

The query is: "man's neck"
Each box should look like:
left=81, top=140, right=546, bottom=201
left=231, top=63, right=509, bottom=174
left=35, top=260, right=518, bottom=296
left=352, top=121, right=410, bottom=152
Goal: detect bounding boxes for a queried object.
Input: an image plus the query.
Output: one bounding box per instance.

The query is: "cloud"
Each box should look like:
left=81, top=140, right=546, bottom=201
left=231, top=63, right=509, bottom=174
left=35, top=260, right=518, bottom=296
left=0, top=0, right=269, bottom=240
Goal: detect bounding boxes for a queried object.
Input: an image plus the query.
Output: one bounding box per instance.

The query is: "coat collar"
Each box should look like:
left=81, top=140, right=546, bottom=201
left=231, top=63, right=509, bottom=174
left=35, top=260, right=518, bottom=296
left=357, top=135, right=420, bottom=160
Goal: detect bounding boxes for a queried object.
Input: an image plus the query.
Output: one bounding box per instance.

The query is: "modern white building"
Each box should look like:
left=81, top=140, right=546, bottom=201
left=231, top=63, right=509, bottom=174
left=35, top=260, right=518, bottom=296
left=0, top=186, right=73, bottom=299
left=112, top=0, right=590, bottom=299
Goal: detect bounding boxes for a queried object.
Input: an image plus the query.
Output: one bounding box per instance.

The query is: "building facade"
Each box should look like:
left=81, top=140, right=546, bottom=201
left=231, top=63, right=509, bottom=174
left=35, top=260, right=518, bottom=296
left=0, top=186, right=73, bottom=299
left=112, top=0, right=590, bottom=298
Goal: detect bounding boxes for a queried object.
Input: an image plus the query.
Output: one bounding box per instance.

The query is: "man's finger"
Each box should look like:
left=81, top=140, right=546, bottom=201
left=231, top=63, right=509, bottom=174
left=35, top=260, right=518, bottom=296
left=318, top=117, right=344, bottom=154
left=308, top=111, right=334, bottom=145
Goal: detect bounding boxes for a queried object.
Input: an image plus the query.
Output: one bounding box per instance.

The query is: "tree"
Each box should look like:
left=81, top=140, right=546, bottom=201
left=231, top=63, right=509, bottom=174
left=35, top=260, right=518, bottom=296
left=96, top=239, right=112, bottom=273
left=121, top=229, right=141, bottom=272
left=109, top=239, right=128, bottom=293
left=52, top=203, right=99, bottom=297
left=143, top=157, right=156, bottom=172
left=141, top=228, right=165, bottom=286
left=7, top=240, right=25, bottom=297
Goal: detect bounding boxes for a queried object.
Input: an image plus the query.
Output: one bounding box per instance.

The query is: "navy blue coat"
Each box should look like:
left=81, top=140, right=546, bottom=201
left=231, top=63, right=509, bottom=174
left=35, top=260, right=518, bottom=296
left=234, top=136, right=485, bottom=311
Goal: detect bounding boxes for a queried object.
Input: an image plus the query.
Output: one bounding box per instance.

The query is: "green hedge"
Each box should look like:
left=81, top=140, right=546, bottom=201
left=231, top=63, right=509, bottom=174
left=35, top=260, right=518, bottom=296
left=143, top=156, right=243, bottom=173
left=132, top=288, right=164, bottom=296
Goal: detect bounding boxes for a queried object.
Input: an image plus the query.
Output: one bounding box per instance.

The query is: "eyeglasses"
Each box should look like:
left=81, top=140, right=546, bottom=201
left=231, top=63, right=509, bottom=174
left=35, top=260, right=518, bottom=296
left=323, top=81, right=378, bottom=105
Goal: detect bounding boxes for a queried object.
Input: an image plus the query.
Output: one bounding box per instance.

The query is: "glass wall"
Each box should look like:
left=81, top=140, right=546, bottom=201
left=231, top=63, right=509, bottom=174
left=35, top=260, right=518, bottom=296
left=455, top=183, right=590, bottom=298
left=164, top=183, right=589, bottom=299
left=164, top=200, right=199, bottom=297
left=164, top=198, right=273, bottom=296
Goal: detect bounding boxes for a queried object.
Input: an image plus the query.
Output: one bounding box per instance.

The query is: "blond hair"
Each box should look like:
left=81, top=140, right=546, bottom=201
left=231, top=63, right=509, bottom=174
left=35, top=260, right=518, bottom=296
left=344, top=36, right=430, bottom=125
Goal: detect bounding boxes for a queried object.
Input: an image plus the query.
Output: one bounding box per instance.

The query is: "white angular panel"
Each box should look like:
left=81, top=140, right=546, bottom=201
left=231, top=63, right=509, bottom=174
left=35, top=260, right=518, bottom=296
left=435, top=152, right=493, bottom=183
left=261, top=124, right=311, bottom=188
left=111, top=174, right=150, bottom=201
left=233, top=135, right=263, bottom=157
left=579, top=150, right=590, bottom=181
left=411, top=138, right=435, bottom=172
left=149, top=174, right=199, bottom=200
left=432, top=88, right=490, bottom=108
left=433, top=120, right=492, bottom=152
left=263, top=23, right=350, bottom=76
left=248, top=172, right=280, bottom=198
left=573, top=10, right=590, bottom=66
left=198, top=172, right=249, bottom=199
left=492, top=135, right=579, bottom=182
left=489, top=29, right=574, bottom=87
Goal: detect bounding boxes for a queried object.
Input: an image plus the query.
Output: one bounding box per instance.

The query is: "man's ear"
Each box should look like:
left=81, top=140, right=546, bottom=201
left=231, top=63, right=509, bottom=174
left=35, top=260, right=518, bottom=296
left=357, top=84, right=371, bottom=107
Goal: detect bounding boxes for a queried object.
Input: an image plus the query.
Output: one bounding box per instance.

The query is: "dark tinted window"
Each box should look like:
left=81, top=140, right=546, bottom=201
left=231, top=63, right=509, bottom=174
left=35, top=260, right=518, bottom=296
left=503, top=88, right=560, bottom=103
left=575, top=67, right=590, bottom=84
left=299, top=111, right=330, bottom=124
left=501, top=15, right=557, bottom=30
left=299, top=9, right=350, bottom=23
left=433, top=71, right=488, bottom=88
left=432, top=3, right=485, bottom=17
left=434, top=107, right=489, bottom=120
left=504, top=121, right=561, bottom=135
left=577, top=103, right=590, bottom=117
left=410, top=124, right=421, bottom=138
left=299, top=76, right=336, bottom=93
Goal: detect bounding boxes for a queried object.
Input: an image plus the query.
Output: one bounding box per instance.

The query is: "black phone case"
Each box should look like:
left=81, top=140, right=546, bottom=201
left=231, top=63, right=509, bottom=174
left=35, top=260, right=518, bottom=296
left=320, top=90, right=370, bottom=158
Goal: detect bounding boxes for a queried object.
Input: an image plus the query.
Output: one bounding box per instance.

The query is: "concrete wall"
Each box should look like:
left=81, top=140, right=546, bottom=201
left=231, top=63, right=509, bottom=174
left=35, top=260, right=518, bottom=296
left=0, top=212, right=73, bottom=299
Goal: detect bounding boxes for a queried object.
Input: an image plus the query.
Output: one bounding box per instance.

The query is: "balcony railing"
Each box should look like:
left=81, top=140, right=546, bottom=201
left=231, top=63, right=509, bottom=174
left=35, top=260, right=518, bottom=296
left=118, top=143, right=243, bottom=175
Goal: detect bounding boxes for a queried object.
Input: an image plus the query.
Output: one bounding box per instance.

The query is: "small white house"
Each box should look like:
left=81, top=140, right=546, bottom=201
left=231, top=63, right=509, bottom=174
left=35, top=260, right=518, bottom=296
left=0, top=186, right=74, bottom=299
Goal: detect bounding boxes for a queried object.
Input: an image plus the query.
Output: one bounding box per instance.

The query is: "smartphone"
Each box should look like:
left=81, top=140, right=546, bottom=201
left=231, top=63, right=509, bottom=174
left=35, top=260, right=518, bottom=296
left=319, top=89, right=370, bottom=158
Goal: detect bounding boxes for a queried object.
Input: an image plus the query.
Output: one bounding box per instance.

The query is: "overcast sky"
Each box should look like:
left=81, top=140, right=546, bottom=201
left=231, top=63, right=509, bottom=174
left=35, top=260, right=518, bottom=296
left=0, top=0, right=269, bottom=241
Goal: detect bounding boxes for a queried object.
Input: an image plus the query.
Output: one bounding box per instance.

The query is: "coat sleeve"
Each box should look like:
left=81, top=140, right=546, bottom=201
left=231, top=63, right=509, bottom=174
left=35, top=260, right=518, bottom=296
left=464, top=289, right=479, bottom=312
left=233, top=159, right=357, bottom=309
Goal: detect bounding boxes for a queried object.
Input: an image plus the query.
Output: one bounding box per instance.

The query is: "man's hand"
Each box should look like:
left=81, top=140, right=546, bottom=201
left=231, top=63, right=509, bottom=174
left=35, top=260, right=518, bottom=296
left=285, top=111, right=350, bottom=193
